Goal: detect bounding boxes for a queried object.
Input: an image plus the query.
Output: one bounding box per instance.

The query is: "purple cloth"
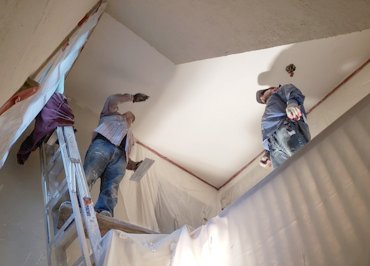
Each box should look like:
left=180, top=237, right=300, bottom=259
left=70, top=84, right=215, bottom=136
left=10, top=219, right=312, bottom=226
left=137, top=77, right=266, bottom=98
left=17, top=92, right=75, bottom=164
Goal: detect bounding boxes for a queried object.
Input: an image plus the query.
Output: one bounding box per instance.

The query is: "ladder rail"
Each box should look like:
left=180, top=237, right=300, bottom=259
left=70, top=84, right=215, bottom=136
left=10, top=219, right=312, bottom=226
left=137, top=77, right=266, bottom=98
left=40, top=126, right=103, bottom=265
left=57, top=127, right=93, bottom=265
left=59, top=126, right=103, bottom=263
left=40, top=144, right=54, bottom=266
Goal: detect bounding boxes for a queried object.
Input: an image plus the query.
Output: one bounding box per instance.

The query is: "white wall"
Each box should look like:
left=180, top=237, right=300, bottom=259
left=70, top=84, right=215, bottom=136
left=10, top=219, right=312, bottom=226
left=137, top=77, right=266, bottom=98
left=135, top=30, right=370, bottom=187
left=219, top=62, right=370, bottom=208
left=171, top=93, right=370, bottom=266
left=66, top=22, right=370, bottom=188
left=1, top=4, right=369, bottom=264
left=106, top=0, right=370, bottom=63
left=84, top=93, right=370, bottom=266
left=0, top=2, right=99, bottom=265
left=0, top=0, right=97, bottom=106
left=0, top=127, right=47, bottom=265
left=70, top=100, right=220, bottom=234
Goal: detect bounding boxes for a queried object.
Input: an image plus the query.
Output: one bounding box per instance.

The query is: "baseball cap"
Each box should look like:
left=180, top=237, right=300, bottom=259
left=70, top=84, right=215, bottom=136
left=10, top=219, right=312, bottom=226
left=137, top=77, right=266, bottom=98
left=256, top=88, right=269, bottom=104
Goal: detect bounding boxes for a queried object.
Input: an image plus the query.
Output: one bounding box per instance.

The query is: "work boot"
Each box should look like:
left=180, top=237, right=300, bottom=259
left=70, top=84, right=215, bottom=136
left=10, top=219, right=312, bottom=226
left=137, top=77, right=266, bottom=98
left=98, top=210, right=112, bottom=218
left=57, top=201, right=72, bottom=229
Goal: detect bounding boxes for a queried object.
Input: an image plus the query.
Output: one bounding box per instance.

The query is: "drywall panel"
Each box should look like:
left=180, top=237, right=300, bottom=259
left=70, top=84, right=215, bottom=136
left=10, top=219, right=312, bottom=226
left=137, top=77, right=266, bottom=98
left=0, top=0, right=97, bottom=107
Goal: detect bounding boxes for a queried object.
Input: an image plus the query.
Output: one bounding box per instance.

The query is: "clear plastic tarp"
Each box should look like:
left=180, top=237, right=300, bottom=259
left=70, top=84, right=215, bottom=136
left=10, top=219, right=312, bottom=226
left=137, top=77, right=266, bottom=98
left=0, top=3, right=106, bottom=168
left=97, top=94, right=370, bottom=266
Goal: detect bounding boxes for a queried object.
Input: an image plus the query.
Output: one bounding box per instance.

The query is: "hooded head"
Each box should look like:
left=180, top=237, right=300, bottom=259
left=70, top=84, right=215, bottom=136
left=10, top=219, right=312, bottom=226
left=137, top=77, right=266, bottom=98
left=256, top=88, right=269, bottom=104
left=256, top=85, right=280, bottom=104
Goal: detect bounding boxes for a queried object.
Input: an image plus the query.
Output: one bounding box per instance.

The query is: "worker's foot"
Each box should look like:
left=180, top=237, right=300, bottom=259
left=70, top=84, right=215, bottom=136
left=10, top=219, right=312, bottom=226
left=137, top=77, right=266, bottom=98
left=97, top=210, right=112, bottom=218
left=57, top=201, right=72, bottom=229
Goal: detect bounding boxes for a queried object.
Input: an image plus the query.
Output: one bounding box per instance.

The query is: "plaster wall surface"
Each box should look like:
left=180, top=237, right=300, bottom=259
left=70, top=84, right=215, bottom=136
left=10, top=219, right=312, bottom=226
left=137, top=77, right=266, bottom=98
left=1, top=3, right=369, bottom=263
left=66, top=16, right=370, bottom=187
left=219, top=62, right=370, bottom=208
left=0, top=130, right=46, bottom=266
left=107, top=0, right=370, bottom=63
left=0, top=0, right=97, bottom=107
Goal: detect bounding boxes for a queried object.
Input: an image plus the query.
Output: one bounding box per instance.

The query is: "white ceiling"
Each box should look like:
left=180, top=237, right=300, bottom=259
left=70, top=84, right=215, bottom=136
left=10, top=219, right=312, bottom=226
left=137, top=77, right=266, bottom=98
left=106, top=0, right=370, bottom=63
left=65, top=3, right=370, bottom=188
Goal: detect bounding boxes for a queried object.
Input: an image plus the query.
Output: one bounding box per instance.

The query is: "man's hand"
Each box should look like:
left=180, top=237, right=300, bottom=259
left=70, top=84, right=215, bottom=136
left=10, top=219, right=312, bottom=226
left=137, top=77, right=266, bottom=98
left=127, top=159, right=143, bottom=171
left=259, top=151, right=272, bottom=168
left=286, top=104, right=302, bottom=121
left=133, top=160, right=142, bottom=171
left=133, top=93, right=149, bottom=103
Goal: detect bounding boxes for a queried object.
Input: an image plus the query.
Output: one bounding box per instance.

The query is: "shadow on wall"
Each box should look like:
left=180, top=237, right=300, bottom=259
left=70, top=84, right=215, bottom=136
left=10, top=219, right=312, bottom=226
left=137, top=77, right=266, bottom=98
left=219, top=95, right=370, bottom=265
left=257, top=30, right=370, bottom=110
left=220, top=30, right=370, bottom=205
left=64, top=12, right=177, bottom=134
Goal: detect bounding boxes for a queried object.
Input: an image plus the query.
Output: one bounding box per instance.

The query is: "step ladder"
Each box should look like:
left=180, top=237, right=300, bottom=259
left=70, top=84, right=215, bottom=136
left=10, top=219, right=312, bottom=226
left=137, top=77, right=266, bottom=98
left=39, top=126, right=102, bottom=266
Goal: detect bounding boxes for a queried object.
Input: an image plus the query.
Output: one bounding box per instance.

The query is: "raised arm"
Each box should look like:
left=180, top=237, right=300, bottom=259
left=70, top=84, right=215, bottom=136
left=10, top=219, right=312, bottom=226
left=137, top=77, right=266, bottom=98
left=101, top=94, right=133, bottom=116
left=100, top=93, right=149, bottom=116
left=280, top=84, right=305, bottom=106
left=279, top=84, right=306, bottom=121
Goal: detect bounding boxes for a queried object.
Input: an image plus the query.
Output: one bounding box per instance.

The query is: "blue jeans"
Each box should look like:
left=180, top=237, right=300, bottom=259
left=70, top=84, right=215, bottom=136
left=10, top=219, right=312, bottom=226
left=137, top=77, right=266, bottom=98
left=268, top=120, right=309, bottom=169
left=83, top=138, right=126, bottom=216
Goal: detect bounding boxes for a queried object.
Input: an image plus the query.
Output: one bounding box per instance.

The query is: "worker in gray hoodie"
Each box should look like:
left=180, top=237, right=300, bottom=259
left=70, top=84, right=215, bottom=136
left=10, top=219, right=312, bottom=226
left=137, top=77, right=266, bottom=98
left=257, top=84, right=311, bottom=169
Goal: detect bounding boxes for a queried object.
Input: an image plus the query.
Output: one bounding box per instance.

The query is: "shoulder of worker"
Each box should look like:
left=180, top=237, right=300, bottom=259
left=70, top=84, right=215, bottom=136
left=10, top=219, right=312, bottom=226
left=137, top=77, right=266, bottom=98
left=280, top=83, right=299, bottom=90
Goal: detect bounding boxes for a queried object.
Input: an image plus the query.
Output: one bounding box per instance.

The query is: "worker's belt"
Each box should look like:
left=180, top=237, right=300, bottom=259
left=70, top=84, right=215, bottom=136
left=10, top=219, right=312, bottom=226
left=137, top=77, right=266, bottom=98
left=94, top=133, right=126, bottom=150
left=94, top=133, right=109, bottom=142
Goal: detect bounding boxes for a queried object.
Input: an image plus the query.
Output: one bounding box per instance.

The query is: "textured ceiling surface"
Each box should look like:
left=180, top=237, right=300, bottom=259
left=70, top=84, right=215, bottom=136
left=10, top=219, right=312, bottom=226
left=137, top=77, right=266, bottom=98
left=106, top=0, right=370, bottom=63
left=66, top=5, right=370, bottom=188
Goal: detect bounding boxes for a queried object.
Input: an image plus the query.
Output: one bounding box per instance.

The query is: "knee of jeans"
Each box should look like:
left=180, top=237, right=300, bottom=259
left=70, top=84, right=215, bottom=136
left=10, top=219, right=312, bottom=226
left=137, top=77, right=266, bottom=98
left=100, top=182, right=120, bottom=199
left=85, top=169, right=99, bottom=185
left=288, top=134, right=307, bottom=152
left=111, top=183, right=120, bottom=199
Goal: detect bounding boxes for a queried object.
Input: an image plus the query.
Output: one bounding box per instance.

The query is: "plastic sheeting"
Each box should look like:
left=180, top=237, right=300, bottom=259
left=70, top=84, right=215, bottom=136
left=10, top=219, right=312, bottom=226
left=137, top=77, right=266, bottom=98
left=115, top=144, right=220, bottom=233
left=97, top=93, right=370, bottom=265
left=0, top=3, right=106, bottom=168
left=218, top=61, right=370, bottom=209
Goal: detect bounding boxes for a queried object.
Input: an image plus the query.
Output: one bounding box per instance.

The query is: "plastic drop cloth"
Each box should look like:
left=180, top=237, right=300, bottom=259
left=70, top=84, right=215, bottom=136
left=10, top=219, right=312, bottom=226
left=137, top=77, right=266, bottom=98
left=0, top=3, right=106, bottom=168
left=115, top=143, right=221, bottom=233
left=97, top=94, right=370, bottom=266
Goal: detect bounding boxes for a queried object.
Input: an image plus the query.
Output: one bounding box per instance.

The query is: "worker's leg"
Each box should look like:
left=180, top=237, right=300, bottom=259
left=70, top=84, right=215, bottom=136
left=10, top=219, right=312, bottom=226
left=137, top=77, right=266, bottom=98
left=269, top=132, right=290, bottom=168
left=270, top=121, right=308, bottom=168
left=83, top=139, right=114, bottom=190
left=58, top=139, right=113, bottom=228
left=287, top=121, right=309, bottom=152
left=94, top=148, right=126, bottom=216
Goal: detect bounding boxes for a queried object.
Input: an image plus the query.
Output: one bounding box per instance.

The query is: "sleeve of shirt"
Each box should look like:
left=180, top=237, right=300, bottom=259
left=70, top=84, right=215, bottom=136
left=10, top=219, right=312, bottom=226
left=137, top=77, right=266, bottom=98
left=263, top=139, right=270, bottom=151
left=100, top=94, right=134, bottom=116
left=126, top=130, right=135, bottom=157
left=279, top=84, right=305, bottom=106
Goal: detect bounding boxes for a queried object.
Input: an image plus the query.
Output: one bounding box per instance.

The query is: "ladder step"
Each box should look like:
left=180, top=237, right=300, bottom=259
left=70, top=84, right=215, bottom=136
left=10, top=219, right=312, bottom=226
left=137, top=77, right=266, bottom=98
left=72, top=253, right=94, bottom=266
left=41, top=126, right=102, bottom=265
left=54, top=203, right=157, bottom=236
left=52, top=214, right=76, bottom=248
left=96, top=212, right=159, bottom=236
left=63, top=127, right=81, bottom=163
left=48, top=146, right=61, bottom=167
left=46, top=131, right=58, bottom=145
left=46, top=147, right=63, bottom=177
left=45, top=179, right=68, bottom=210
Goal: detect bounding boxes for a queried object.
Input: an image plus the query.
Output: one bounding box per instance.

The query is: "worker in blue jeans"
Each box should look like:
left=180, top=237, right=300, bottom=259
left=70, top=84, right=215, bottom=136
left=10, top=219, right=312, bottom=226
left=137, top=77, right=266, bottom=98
left=83, top=92, right=149, bottom=217
left=257, top=84, right=311, bottom=169
left=58, top=92, right=149, bottom=222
